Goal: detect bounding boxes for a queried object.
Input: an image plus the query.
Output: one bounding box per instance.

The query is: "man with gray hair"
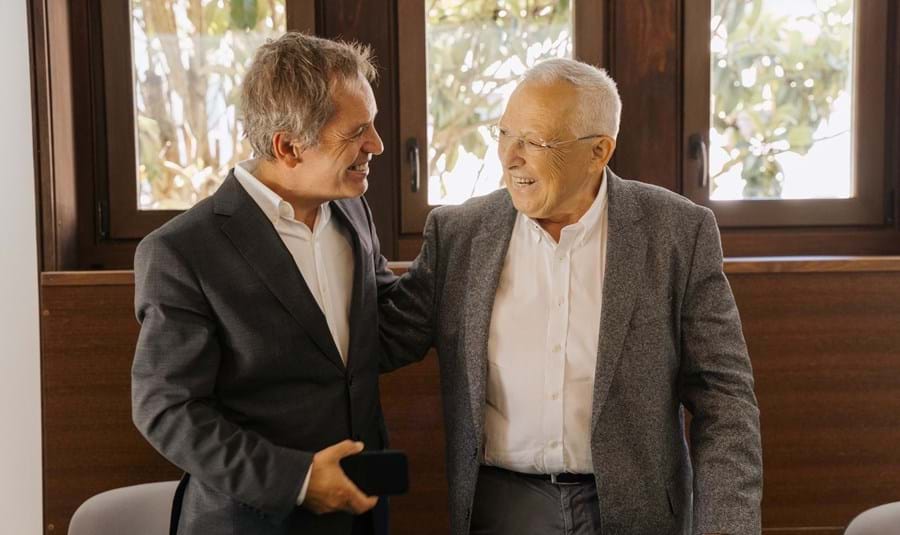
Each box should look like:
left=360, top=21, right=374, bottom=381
left=380, top=58, right=762, bottom=534
left=132, top=32, right=396, bottom=535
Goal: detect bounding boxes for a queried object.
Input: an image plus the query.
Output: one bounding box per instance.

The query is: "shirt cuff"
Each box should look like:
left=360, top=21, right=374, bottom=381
left=296, top=465, right=313, bottom=505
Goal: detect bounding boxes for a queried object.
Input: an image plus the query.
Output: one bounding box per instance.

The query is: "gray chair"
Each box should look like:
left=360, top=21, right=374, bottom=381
left=68, top=481, right=179, bottom=535
left=845, top=502, right=900, bottom=535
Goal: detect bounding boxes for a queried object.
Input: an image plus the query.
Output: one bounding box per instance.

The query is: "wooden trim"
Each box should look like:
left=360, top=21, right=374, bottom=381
left=574, top=0, right=609, bottom=70
left=724, top=256, right=900, bottom=274
left=41, top=271, right=134, bottom=287
left=31, top=0, right=79, bottom=271
left=608, top=0, right=681, bottom=193
left=286, top=0, right=317, bottom=33
left=40, top=256, right=900, bottom=288
left=396, top=0, right=428, bottom=234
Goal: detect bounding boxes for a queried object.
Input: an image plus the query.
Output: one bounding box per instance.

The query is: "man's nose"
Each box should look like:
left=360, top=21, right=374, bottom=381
left=363, top=126, right=384, bottom=156
left=499, top=138, right=525, bottom=168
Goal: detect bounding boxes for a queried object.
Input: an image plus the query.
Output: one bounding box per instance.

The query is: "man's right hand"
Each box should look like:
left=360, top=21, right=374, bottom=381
left=303, top=440, right=378, bottom=515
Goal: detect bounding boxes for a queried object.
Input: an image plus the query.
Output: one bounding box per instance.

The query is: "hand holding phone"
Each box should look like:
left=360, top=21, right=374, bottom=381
left=339, top=449, right=409, bottom=496
left=304, top=440, right=378, bottom=515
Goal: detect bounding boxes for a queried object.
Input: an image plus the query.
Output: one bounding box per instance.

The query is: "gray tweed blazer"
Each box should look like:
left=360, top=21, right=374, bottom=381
left=379, top=170, right=762, bottom=535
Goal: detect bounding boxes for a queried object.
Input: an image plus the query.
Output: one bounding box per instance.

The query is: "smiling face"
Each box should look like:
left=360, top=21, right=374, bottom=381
left=498, top=80, right=614, bottom=227
left=289, top=75, right=383, bottom=202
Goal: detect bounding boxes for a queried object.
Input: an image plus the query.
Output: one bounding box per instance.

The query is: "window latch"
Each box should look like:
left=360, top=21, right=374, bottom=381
left=407, top=137, right=420, bottom=193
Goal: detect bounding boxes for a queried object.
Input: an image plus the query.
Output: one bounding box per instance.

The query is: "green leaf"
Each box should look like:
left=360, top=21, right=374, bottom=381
left=231, top=0, right=258, bottom=31
left=445, top=145, right=459, bottom=174
left=786, top=125, right=813, bottom=150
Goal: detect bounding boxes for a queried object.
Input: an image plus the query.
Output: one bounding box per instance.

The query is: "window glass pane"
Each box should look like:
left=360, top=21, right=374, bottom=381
left=709, top=0, right=853, bottom=200
left=426, top=0, right=573, bottom=205
left=132, top=0, right=285, bottom=210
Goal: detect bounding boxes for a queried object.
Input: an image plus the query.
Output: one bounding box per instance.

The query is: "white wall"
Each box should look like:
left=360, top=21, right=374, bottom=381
left=0, top=1, right=43, bottom=533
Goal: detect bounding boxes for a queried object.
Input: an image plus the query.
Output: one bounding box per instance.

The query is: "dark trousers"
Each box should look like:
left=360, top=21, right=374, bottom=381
left=470, top=466, right=601, bottom=535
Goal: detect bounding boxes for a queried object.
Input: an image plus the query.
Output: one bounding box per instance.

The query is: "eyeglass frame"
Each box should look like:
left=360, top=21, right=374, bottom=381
left=488, top=124, right=605, bottom=152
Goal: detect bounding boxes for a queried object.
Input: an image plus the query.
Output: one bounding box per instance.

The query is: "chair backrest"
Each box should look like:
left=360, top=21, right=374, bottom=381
left=844, top=502, right=900, bottom=535
left=68, top=481, right=179, bottom=535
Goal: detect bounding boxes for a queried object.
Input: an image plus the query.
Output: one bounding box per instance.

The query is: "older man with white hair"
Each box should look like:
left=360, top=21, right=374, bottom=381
left=380, top=58, right=762, bottom=535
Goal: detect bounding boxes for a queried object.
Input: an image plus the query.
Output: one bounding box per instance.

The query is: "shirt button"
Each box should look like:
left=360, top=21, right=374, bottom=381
left=557, top=297, right=565, bottom=306
left=549, top=440, right=559, bottom=448
left=551, top=392, right=559, bottom=400
left=552, top=344, right=562, bottom=353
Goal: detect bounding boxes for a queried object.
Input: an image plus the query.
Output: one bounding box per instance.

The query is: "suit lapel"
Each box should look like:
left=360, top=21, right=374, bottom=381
left=330, top=200, right=367, bottom=372
left=215, top=175, right=345, bottom=371
left=591, top=171, right=647, bottom=432
left=462, top=192, right=518, bottom=439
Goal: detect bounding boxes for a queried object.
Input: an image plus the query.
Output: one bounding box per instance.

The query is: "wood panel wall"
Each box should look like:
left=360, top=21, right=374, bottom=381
left=39, top=259, right=900, bottom=534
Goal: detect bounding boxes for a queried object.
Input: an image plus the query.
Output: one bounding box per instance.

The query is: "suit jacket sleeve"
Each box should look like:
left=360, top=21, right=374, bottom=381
left=377, top=210, right=440, bottom=372
left=678, top=209, right=763, bottom=535
left=131, top=234, right=311, bottom=523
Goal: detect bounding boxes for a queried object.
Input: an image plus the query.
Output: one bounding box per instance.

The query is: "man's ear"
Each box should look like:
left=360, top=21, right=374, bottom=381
left=592, top=136, right=616, bottom=168
left=272, top=132, right=302, bottom=167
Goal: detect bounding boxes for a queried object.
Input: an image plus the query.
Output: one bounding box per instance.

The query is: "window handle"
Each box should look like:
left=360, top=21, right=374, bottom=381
left=689, top=133, right=709, bottom=189
left=407, top=137, right=420, bottom=193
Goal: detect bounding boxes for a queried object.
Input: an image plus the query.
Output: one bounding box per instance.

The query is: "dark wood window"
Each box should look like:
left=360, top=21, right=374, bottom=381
left=683, top=0, right=890, bottom=227
left=99, top=1, right=316, bottom=239
left=396, top=0, right=606, bottom=234
left=31, top=0, right=900, bottom=266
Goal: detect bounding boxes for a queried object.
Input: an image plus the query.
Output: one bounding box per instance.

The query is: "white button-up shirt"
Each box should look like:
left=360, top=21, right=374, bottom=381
left=233, top=160, right=355, bottom=505
left=484, top=172, right=609, bottom=475
left=233, top=159, right=354, bottom=363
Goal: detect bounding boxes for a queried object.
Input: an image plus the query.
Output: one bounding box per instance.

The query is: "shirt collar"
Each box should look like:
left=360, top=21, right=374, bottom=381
left=521, top=167, right=609, bottom=246
left=233, top=158, right=331, bottom=233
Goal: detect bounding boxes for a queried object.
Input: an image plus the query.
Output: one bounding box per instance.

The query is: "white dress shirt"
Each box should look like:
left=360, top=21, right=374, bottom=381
left=484, top=172, right=609, bottom=475
left=233, top=159, right=355, bottom=504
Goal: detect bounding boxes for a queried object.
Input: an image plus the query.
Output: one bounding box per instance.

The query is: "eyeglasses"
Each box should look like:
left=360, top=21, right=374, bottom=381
left=488, top=124, right=603, bottom=153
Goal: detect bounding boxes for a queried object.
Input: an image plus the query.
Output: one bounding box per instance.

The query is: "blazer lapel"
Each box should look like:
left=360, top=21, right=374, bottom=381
left=215, top=174, right=345, bottom=371
left=329, top=200, right=367, bottom=372
left=591, top=171, right=648, bottom=432
left=462, top=192, right=518, bottom=440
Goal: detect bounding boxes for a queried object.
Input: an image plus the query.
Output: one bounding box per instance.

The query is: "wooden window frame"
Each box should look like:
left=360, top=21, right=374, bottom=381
left=397, top=0, right=608, bottom=235
left=100, top=1, right=317, bottom=239
left=682, top=0, right=890, bottom=228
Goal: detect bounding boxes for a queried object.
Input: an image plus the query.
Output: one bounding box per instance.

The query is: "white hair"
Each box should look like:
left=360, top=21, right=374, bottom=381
left=520, top=58, right=622, bottom=139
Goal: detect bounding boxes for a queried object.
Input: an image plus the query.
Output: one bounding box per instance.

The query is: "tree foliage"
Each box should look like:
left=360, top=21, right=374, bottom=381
left=134, top=0, right=283, bottom=209
left=426, top=0, right=570, bottom=201
left=711, top=0, right=852, bottom=198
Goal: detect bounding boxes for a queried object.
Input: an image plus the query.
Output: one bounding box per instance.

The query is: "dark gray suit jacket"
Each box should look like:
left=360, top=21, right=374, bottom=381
left=379, top=171, right=763, bottom=535
left=132, top=173, right=397, bottom=534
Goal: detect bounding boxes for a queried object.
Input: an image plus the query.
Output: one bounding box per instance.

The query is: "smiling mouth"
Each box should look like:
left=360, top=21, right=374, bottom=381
left=511, top=176, right=536, bottom=187
left=347, top=162, right=369, bottom=173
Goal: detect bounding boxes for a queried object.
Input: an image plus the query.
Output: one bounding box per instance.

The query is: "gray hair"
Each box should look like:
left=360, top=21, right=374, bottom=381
left=241, top=32, right=377, bottom=159
left=521, top=58, right=622, bottom=139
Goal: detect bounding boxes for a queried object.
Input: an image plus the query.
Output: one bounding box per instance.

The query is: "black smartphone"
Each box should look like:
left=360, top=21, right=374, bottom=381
left=339, top=449, right=409, bottom=496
